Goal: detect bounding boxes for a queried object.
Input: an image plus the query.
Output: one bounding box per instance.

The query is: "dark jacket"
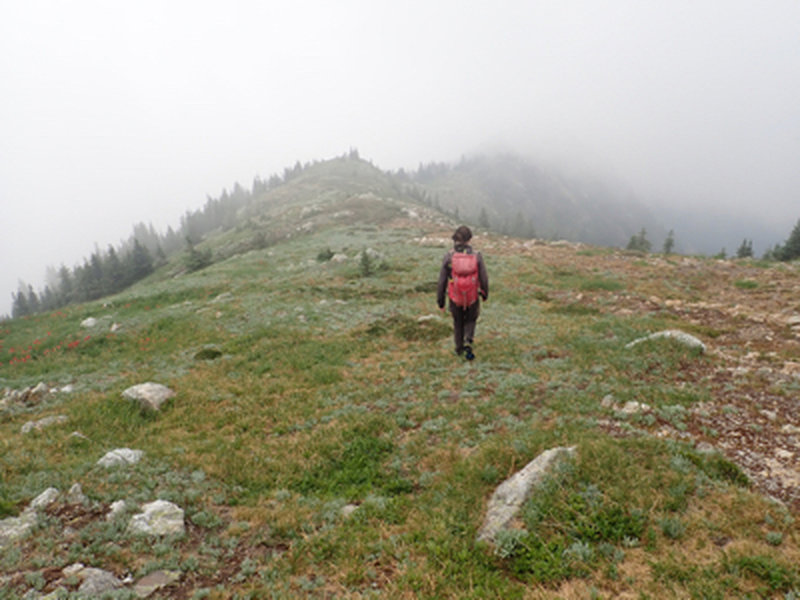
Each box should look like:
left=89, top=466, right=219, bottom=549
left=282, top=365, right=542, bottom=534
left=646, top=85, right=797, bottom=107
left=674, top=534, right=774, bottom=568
left=436, top=243, right=489, bottom=309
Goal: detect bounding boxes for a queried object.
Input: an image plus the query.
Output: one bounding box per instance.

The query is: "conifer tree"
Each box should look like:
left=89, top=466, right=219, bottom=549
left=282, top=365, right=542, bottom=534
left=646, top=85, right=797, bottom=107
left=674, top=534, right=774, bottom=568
left=478, top=207, right=490, bottom=229
left=662, top=230, right=675, bottom=254
left=736, top=239, right=753, bottom=259
left=779, top=218, right=800, bottom=261
left=627, top=228, right=651, bottom=252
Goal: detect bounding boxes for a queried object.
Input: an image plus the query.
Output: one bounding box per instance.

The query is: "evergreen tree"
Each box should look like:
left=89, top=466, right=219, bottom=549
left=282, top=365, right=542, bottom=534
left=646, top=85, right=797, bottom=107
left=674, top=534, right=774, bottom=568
left=359, top=249, right=373, bottom=277
left=104, top=246, right=125, bottom=293
left=11, top=288, right=29, bottom=318
left=627, top=228, right=651, bottom=252
left=127, top=239, right=154, bottom=282
left=736, top=239, right=754, bottom=259
left=26, top=285, right=40, bottom=314
left=662, top=230, right=675, bottom=254
left=184, top=237, right=212, bottom=272
left=478, top=207, right=490, bottom=229
left=779, top=218, right=800, bottom=261
left=58, top=265, right=73, bottom=305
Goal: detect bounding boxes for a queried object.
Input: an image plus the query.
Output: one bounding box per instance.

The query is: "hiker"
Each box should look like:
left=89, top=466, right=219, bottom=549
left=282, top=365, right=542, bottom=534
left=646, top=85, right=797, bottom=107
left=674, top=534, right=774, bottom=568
left=437, top=225, right=489, bottom=360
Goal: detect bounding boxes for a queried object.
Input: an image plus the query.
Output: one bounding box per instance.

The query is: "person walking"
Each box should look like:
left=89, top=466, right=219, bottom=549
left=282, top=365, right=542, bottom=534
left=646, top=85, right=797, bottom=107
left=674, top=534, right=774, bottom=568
left=437, top=225, right=489, bottom=360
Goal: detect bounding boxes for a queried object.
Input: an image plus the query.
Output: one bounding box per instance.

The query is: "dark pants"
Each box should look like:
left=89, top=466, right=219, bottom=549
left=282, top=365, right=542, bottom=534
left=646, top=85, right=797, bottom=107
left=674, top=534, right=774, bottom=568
left=450, top=301, right=480, bottom=354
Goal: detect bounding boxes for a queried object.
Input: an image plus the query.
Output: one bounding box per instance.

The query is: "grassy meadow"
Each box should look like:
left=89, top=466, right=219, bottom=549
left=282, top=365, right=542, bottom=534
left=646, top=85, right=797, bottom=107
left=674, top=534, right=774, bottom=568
left=1, top=194, right=799, bottom=598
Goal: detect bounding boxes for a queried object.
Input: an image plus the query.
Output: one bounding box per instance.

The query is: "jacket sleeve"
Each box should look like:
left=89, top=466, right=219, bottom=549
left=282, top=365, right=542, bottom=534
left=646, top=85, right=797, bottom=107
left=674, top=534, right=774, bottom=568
left=478, top=252, right=489, bottom=300
left=436, top=252, right=451, bottom=308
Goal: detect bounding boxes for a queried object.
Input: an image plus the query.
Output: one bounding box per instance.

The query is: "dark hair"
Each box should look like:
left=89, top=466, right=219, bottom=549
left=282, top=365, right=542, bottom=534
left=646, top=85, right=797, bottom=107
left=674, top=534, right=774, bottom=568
left=452, top=225, right=472, bottom=244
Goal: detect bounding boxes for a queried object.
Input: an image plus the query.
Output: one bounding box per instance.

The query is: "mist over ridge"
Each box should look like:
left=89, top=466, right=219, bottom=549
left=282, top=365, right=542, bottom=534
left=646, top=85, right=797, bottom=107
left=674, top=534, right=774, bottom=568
left=4, top=150, right=796, bottom=320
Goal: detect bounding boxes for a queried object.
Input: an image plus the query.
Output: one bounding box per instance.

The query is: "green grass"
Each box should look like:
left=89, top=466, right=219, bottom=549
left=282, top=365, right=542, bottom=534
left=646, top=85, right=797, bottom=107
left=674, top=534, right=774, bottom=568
left=1, top=214, right=799, bottom=599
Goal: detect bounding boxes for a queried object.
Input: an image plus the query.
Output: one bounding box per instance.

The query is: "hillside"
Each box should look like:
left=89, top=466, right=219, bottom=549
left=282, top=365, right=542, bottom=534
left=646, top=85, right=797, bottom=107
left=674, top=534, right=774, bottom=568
left=409, top=154, right=665, bottom=247
left=1, top=166, right=800, bottom=598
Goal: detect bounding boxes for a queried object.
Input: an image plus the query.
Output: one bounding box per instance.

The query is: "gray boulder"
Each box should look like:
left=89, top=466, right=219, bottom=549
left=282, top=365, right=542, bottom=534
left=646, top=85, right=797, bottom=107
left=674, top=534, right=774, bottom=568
left=122, top=383, right=175, bottom=411
left=477, top=447, right=575, bottom=544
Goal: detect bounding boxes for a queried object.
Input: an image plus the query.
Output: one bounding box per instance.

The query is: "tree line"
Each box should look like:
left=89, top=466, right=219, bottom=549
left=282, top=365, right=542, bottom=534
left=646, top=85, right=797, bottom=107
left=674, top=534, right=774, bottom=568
left=9, top=171, right=289, bottom=319
left=7, top=152, right=368, bottom=320
left=625, top=219, right=800, bottom=261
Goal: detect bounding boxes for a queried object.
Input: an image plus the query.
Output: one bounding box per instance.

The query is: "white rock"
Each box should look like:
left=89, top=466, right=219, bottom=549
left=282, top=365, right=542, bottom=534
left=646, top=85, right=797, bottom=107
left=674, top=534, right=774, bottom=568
left=63, top=563, right=86, bottom=577
left=134, top=570, right=181, bottom=598
left=620, top=401, right=650, bottom=415
left=67, top=483, right=88, bottom=504
left=0, top=512, right=37, bottom=547
left=29, top=487, right=60, bottom=511
left=625, top=329, right=706, bottom=353
left=80, top=317, right=98, bottom=328
left=107, top=500, right=127, bottom=521
left=122, top=383, right=175, bottom=411
left=760, top=410, right=778, bottom=422
left=21, top=414, right=68, bottom=434
left=77, top=567, right=122, bottom=596
left=128, top=500, right=185, bottom=536
left=477, top=447, right=576, bottom=544
left=97, top=448, right=144, bottom=468
left=341, top=504, right=359, bottom=518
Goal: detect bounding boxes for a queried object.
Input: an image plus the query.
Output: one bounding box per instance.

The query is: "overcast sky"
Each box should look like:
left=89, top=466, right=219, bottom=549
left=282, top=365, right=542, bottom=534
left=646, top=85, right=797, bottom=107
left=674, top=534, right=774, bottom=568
left=2, top=1, right=799, bottom=316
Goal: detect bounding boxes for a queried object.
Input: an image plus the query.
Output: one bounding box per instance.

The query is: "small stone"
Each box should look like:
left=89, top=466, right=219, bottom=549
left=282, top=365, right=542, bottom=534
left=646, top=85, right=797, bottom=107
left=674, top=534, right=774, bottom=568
left=620, top=401, right=650, bottom=415
left=625, top=329, right=706, bottom=353
left=78, top=567, right=122, bottom=596
left=67, top=483, right=87, bottom=504
left=29, top=487, right=59, bottom=511
left=696, top=442, right=717, bottom=454
left=341, top=504, right=359, bottom=518
left=133, top=570, right=181, bottom=598
left=63, top=563, right=85, bottom=577
left=107, top=500, right=127, bottom=521
left=128, top=500, right=185, bottom=536
left=781, top=424, right=800, bottom=435
left=21, top=415, right=68, bottom=434
left=760, top=410, right=778, bottom=421
left=97, top=448, right=144, bottom=468
left=600, top=394, right=615, bottom=408
left=122, top=383, right=175, bottom=411
left=81, top=317, right=98, bottom=328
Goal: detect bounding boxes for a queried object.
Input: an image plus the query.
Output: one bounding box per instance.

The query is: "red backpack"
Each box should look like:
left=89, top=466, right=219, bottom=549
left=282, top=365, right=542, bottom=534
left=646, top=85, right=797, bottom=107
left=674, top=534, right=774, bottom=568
left=448, top=252, right=480, bottom=308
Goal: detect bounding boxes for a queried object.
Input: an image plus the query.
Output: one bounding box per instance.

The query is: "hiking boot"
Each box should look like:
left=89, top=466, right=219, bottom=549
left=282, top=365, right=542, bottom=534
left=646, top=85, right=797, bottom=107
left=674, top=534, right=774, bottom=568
left=464, top=345, right=475, bottom=361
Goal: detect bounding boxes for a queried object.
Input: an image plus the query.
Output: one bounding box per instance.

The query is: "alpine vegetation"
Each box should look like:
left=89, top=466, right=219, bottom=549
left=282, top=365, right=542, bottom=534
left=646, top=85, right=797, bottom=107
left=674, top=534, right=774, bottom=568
left=1, top=157, right=799, bottom=598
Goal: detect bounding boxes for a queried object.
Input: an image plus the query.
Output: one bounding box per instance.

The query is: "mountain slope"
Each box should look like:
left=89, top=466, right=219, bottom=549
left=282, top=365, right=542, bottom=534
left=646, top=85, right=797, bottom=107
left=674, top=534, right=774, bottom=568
left=411, top=154, right=665, bottom=246
left=1, top=169, right=800, bottom=598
